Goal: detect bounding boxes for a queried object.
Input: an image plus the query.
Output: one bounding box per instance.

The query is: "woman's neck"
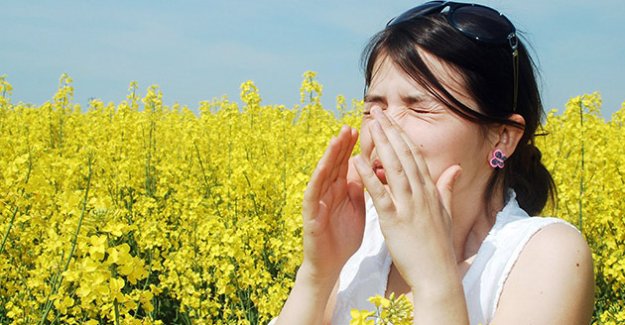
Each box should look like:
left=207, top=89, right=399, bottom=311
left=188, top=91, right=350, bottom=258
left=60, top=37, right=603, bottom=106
left=451, top=187, right=505, bottom=263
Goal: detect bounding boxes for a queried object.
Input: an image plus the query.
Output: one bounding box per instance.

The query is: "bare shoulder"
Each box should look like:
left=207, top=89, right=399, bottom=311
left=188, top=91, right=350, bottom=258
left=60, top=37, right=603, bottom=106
left=492, top=222, right=595, bottom=325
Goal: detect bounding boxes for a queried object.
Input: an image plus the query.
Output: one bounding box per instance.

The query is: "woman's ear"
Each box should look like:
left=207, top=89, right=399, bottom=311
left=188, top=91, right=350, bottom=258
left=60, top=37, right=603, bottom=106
left=492, top=114, right=526, bottom=157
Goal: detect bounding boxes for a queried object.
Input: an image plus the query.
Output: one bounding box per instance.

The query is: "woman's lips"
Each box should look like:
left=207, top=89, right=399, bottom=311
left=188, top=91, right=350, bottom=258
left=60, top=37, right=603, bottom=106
left=372, top=158, right=387, bottom=184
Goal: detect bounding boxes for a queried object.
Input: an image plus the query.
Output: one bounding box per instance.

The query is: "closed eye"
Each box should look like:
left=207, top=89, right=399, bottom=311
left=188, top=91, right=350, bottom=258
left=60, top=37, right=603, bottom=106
left=407, top=107, right=432, bottom=114
left=363, top=95, right=386, bottom=115
left=401, top=94, right=440, bottom=114
left=405, top=96, right=445, bottom=115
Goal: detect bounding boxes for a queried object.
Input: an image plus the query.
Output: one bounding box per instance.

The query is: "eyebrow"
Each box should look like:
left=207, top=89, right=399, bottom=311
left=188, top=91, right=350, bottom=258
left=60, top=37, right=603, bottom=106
left=363, top=94, right=384, bottom=103
left=401, top=94, right=427, bottom=105
left=363, top=93, right=427, bottom=104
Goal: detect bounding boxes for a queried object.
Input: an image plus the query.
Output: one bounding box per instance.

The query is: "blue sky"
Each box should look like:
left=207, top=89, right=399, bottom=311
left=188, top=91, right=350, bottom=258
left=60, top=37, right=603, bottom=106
left=2, top=0, right=624, bottom=117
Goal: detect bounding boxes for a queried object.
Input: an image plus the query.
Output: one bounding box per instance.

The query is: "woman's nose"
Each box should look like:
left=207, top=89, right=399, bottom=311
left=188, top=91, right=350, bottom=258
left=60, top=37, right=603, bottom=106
left=384, top=105, right=403, bottom=122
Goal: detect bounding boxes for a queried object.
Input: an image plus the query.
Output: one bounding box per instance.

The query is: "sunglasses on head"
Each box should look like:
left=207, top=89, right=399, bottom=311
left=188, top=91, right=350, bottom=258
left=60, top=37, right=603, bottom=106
left=387, top=1, right=519, bottom=112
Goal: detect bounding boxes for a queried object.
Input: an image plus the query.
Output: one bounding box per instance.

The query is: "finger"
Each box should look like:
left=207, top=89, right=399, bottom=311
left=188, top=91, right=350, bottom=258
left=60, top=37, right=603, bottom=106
left=353, top=155, right=396, bottom=216
left=370, top=108, right=429, bottom=192
left=337, top=127, right=359, bottom=180
left=346, top=157, right=365, bottom=212
left=303, top=136, right=342, bottom=216
left=326, top=126, right=357, bottom=184
left=347, top=156, right=363, bottom=188
left=376, top=109, right=431, bottom=187
left=435, top=164, right=462, bottom=217
left=396, top=124, right=430, bottom=183
left=304, top=126, right=358, bottom=217
left=368, top=116, right=413, bottom=201
left=317, top=126, right=354, bottom=197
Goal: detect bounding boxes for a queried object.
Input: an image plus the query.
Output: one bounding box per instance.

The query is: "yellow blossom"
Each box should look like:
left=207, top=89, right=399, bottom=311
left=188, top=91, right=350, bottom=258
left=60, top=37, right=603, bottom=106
left=0, top=75, right=620, bottom=324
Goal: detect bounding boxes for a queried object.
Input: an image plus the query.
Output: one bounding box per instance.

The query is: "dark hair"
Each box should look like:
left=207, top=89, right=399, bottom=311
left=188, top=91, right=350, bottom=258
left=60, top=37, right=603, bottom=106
left=361, top=14, right=555, bottom=216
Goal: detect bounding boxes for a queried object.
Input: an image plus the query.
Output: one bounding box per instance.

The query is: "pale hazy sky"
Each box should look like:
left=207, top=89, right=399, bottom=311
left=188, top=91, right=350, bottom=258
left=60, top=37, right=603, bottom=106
left=2, top=0, right=624, bottom=117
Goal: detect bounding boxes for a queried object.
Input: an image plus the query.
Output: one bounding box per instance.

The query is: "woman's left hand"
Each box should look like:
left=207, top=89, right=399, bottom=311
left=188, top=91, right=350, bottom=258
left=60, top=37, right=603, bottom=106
left=353, top=107, right=463, bottom=296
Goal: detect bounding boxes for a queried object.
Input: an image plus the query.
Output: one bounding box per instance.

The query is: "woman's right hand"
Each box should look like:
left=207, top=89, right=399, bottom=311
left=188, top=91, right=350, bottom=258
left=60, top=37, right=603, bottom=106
left=299, top=125, right=365, bottom=284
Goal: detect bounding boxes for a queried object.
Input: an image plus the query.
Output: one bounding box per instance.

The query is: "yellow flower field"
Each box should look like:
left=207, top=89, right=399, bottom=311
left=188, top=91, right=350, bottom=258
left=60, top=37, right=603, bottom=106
left=0, top=73, right=623, bottom=324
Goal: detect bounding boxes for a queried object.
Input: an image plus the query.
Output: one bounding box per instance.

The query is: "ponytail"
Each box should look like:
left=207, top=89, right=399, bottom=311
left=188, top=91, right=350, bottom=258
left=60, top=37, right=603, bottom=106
left=504, top=142, right=555, bottom=215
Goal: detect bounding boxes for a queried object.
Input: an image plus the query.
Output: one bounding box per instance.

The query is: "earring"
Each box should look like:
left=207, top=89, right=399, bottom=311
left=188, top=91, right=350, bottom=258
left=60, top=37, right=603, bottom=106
left=489, top=149, right=507, bottom=169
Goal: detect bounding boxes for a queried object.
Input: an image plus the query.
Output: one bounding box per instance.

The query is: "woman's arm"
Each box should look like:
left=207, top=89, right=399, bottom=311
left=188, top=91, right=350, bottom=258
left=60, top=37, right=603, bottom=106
left=491, top=223, right=594, bottom=325
left=275, top=264, right=338, bottom=325
left=272, top=277, right=338, bottom=325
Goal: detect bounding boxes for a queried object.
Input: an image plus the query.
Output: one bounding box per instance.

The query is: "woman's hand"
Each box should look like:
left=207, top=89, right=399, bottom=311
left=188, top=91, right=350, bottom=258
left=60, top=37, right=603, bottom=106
left=275, top=126, right=364, bottom=325
left=353, top=107, right=463, bottom=295
left=300, top=125, right=365, bottom=283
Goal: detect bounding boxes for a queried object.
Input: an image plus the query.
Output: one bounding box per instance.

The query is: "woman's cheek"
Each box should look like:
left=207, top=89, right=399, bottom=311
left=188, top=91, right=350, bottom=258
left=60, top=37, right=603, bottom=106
left=421, top=152, right=444, bottom=182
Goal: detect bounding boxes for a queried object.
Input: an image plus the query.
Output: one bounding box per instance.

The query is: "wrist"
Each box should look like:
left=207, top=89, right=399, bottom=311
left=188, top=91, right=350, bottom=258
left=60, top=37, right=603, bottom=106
left=410, top=282, right=469, bottom=324
left=407, top=261, right=463, bottom=301
left=276, top=263, right=340, bottom=325
left=296, top=261, right=340, bottom=290
left=411, top=280, right=465, bottom=301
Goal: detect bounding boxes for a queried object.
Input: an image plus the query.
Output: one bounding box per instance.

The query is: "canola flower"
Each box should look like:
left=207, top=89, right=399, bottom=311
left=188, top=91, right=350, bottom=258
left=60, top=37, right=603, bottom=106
left=349, top=294, right=414, bottom=325
left=0, top=73, right=623, bottom=324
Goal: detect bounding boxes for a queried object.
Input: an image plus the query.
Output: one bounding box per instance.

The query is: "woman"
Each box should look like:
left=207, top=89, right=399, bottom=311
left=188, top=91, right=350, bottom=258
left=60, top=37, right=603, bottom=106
left=275, top=2, right=594, bottom=324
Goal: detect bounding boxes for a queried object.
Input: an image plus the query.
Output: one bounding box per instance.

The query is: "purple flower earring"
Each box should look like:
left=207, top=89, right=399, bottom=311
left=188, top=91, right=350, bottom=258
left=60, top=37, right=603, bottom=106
left=489, top=149, right=507, bottom=169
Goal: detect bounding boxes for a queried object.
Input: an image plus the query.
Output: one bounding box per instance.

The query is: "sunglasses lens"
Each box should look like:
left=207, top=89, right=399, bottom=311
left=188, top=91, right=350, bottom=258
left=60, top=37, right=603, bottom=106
left=388, top=1, right=445, bottom=26
left=451, top=5, right=515, bottom=44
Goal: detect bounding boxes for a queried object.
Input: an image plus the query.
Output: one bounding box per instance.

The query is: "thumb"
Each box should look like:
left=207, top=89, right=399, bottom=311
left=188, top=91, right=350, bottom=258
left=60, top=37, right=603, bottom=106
left=347, top=156, right=365, bottom=208
left=347, top=156, right=364, bottom=187
left=436, top=164, right=462, bottom=216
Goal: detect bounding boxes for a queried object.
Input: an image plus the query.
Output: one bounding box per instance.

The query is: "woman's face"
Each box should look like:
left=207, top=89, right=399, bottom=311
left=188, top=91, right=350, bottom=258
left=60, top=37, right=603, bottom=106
left=360, top=50, right=494, bottom=193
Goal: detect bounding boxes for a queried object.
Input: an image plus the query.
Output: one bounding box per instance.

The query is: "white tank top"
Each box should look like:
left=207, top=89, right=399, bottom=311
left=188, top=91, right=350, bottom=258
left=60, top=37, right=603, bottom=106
left=331, top=191, right=575, bottom=325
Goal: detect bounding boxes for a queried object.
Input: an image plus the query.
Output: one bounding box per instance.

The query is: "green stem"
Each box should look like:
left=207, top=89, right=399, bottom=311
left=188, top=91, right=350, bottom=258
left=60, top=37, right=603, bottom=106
left=0, top=206, right=19, bottom=256
left=133, top=251, right=153, bottom=317
left=114, top=298, right=120, bottom=325
left=194, top=142, right=212, bottom=197
left=1, top=146, right=33, bottom=255
left=144, top=120, right=156, bottom=197
left=578, top=101, right=585, bottom=231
